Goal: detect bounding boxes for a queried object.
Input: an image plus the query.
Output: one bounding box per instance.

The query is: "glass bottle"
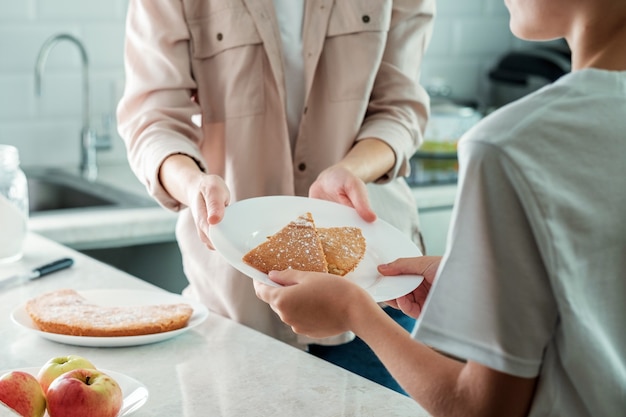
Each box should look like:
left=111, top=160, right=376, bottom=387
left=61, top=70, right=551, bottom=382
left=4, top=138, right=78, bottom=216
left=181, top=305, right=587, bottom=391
left=0, top=145, right=29, bottom=263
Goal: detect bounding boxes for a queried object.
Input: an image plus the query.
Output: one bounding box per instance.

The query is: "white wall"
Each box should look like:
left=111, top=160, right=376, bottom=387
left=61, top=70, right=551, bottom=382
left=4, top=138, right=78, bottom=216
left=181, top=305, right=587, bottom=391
left=0, top=0, right=518, bottom=169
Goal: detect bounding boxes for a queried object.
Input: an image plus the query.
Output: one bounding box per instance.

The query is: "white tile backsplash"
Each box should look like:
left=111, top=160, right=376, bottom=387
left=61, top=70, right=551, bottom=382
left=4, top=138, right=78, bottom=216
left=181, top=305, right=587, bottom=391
left=0, top=0, right=517, bottom=168
left=37, top=1, right=119, bottom=20
left=0, top=0, right=34, bottom=20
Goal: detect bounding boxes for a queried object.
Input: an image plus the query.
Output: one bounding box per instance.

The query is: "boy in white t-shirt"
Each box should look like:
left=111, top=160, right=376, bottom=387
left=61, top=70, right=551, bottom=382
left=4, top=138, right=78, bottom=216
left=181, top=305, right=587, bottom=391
left=254, top=0, right=626, bottom=415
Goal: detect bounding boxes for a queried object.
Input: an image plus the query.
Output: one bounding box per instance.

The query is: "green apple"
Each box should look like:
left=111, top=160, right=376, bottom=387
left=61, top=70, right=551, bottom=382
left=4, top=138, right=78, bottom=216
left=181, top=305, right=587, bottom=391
left=36, top=354, right=97, bottom=394
left=46, top=368, right=123, bottom=417
left=0, top=371, right=46, bottom=417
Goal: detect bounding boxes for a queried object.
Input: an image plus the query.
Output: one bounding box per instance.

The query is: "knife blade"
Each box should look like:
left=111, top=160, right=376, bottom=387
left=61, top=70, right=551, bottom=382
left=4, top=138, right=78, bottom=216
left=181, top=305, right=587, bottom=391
left=0, top=257, right=74, bottom=290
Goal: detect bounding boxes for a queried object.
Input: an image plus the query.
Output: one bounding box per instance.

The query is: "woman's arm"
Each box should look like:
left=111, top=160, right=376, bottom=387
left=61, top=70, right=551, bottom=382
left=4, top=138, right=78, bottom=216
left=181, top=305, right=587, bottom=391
left=117, top=0, right=205, bottom=210
left=309, top=1, right=434, bottom=220
left=357, top=0, right=434, bottom=181
left=158, top=153, right=230, bottom=248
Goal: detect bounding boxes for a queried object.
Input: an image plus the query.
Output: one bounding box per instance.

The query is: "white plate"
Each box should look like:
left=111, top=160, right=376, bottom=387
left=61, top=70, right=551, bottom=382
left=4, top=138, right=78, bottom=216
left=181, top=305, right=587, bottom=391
left=11, top=289, right=209, bottom=347
left=0, top=367, right=148, bottom=417
left=210, top=196, right=424, bottom=302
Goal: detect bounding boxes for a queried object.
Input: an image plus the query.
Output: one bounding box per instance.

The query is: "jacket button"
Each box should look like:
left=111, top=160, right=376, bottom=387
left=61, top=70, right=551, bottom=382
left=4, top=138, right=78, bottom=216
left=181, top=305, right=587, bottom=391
left=362, top=15, right=370, bottom=23
left=217, top=33, right=223, bottom=41
left=298, top=163, right=306, bottom=171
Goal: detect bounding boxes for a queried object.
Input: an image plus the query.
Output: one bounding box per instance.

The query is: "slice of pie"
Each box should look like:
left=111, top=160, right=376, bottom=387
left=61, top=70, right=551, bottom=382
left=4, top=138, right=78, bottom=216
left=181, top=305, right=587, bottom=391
left=242, top=212, right=329, bottom=274
left=317, top=227, right=366, bottom=276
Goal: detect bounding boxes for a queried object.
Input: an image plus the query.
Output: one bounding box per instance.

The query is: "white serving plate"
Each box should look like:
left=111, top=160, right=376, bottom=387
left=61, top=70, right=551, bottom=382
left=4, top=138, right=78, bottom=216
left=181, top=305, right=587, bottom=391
left=210, top=196, right=424, bottom=302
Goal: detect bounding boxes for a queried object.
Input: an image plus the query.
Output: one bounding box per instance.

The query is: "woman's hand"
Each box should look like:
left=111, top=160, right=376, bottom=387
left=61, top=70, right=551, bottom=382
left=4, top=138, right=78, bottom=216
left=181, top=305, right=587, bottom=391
left=159, top=154, right=230, bottom=249
left=308, top=138, right=396, bottom=223
left=185, top=173, right=230, bottom=249
left=253, top=269, right=373, bottom=339
left=309, top=165, right=376, bottom=222
left=379, top=256, right=441, bottom=318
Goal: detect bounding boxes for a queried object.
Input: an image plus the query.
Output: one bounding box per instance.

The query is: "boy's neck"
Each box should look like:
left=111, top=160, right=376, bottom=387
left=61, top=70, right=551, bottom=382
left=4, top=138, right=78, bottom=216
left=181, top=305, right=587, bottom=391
left=570, top=13, right=626, bottom=71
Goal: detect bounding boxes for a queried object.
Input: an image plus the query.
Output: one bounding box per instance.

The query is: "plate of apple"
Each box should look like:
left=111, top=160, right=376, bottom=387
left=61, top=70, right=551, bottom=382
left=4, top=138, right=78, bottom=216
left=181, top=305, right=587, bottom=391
left=0, top=355, right=148, bottom=417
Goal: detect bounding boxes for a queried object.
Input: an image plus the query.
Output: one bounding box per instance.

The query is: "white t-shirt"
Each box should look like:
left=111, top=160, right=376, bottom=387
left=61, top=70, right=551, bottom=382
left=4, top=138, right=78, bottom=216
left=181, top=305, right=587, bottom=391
left=273, top=0, right=305, bottom=152
left=414, top=69, right=626, bottom=416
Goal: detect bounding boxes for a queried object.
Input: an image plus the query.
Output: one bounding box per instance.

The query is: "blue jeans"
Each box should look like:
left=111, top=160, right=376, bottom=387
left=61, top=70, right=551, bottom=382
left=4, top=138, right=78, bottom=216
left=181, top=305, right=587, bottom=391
left=308, top=306, right=415, bottom=396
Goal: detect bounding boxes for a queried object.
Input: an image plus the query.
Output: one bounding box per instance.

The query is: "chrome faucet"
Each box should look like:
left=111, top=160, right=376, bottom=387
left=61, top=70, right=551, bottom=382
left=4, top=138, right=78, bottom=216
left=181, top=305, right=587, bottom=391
left=34, top=33, right=110, bottom=181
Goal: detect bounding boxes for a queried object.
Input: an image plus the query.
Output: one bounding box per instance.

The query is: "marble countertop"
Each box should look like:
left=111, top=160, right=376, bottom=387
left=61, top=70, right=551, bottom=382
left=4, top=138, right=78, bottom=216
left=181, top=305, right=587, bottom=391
left=0, top=233, right=431, bottom=417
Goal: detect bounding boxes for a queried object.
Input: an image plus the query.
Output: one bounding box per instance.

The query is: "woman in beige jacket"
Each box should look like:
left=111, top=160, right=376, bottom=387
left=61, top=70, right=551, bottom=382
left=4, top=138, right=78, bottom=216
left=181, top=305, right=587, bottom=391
left=117, top=0, right=434, bottom=390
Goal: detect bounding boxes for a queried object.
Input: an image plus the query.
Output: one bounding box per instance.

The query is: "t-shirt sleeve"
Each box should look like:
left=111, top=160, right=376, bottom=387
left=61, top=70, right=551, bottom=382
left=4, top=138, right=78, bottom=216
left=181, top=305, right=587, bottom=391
left=413, top=138, right=558, bottom=378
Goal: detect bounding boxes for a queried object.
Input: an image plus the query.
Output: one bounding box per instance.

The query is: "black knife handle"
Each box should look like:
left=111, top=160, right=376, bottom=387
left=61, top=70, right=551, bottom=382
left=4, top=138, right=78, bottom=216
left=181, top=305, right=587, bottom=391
left=34, top=258, right=74, bottom=277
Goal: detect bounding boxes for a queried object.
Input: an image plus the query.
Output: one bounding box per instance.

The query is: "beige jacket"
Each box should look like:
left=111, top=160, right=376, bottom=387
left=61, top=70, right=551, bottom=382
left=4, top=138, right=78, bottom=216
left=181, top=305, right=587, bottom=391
left=118, top=0, right=434, bottom=347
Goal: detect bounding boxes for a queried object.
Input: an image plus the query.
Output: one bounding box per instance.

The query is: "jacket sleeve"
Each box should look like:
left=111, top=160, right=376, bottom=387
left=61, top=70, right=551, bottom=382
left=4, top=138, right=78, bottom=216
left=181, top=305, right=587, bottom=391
left=357, top=0, right=434, bottom=182
left=116, top=0, right=206, bottom=211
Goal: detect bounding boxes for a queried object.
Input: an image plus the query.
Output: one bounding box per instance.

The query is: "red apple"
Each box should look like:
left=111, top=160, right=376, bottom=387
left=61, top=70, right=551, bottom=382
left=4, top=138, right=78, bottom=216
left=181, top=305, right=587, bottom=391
left=46, top=368, right=122, bottom=417
left=36, top=355, right=96, bottom=394
left=0, top=371, right=46, bottom=417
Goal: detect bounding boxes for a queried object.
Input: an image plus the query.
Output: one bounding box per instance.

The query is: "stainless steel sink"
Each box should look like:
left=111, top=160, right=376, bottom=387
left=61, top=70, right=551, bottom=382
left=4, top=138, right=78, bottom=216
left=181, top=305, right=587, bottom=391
left=24, top=167, right=156, bottom=215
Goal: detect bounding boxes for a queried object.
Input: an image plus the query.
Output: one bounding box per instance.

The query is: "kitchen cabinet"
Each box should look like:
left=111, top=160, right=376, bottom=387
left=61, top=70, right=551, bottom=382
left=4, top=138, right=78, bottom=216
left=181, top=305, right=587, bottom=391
left=419, top=206, right=454, bottom=256
left=412, top=184, right=457, bottom=256
left=81, top=241, right=187, bottom=294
